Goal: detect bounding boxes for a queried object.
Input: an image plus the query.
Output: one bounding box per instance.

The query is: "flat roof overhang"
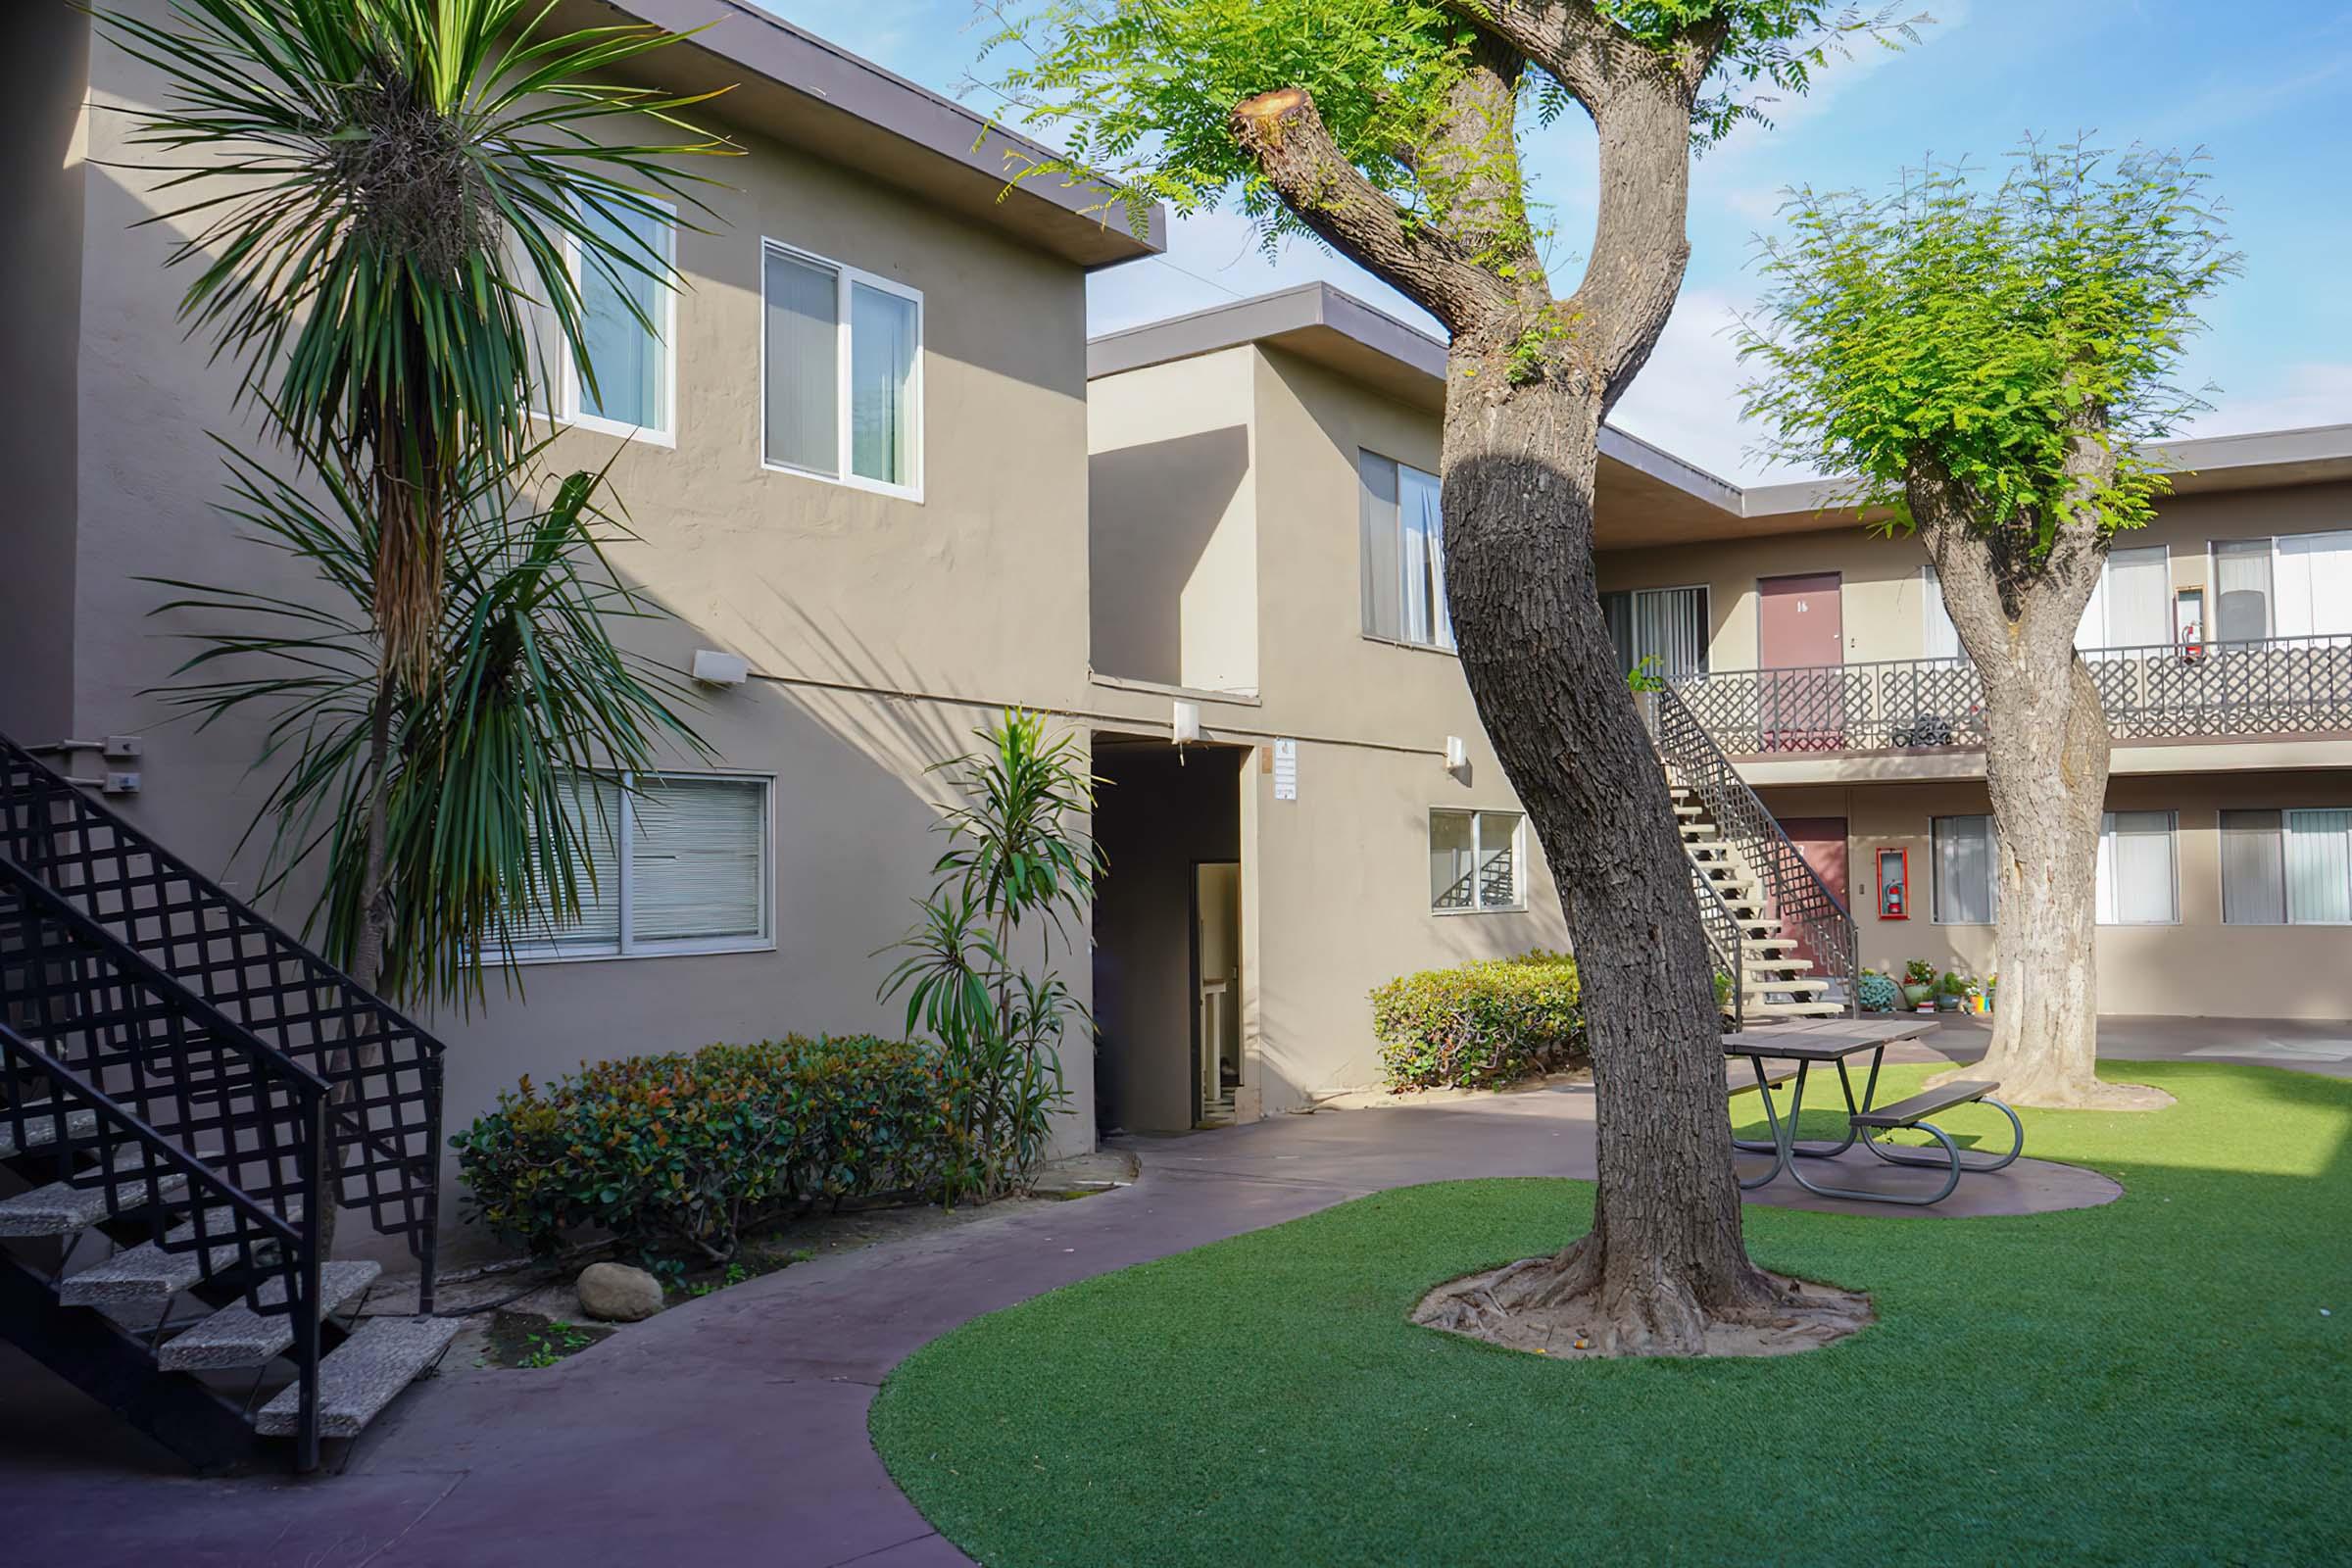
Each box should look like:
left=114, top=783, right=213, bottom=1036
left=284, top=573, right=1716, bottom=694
left=554, top=0, right=1164, bottom=270
left=1090, top=282, right=2352, bottom=549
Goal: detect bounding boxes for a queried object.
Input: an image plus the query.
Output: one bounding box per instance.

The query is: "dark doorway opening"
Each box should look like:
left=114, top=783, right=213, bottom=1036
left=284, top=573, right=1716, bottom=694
left=1092, top=739, right=1246, bottom=1136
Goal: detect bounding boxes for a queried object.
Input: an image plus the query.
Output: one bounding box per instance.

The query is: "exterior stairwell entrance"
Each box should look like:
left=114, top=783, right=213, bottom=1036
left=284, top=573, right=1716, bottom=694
left=1092, top=739, right=1249, bottom=1135
left=1642, top=689, right=1858, bottom=1028
left=0, top=737, right=452, bottom=1472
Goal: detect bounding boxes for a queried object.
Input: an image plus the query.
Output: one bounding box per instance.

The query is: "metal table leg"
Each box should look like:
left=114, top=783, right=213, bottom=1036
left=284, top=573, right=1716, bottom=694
left=1734, top=1054, right=1788, bottom=1191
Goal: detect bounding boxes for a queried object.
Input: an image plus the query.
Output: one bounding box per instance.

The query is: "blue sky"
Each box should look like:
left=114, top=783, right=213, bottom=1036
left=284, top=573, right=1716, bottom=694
left=763, top=1, right=2351, bottom=480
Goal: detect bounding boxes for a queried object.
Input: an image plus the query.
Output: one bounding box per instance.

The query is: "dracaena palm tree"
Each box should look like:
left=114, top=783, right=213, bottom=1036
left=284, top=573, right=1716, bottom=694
left=96, top=0, right=737, bottom=990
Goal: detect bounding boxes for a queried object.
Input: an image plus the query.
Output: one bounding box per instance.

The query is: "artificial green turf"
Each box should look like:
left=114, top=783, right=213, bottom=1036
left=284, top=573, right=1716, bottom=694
left=869, top=1061, right=2352, bottom=1566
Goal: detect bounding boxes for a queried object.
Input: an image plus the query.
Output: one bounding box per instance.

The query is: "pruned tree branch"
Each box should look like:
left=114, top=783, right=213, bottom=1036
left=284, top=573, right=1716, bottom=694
left=1229, top=86, right=1516, bottom=332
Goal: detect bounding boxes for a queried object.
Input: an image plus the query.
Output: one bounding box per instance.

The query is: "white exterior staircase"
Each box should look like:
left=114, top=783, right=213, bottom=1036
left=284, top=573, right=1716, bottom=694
left=1671, top=781, right=1845, bottom=1021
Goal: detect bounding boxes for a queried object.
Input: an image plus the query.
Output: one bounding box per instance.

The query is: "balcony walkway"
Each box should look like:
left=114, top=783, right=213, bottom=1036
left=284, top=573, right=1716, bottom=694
left=1674, top=634, right=2352, bottom=759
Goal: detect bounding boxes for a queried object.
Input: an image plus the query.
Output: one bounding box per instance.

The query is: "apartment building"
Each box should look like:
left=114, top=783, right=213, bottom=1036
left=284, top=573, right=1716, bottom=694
left=0, top=0, right=1161, bottom=1186
left=1082, top=286, right=1573, bottom=1133
left=1595, top=426, right=2352, bottom=1021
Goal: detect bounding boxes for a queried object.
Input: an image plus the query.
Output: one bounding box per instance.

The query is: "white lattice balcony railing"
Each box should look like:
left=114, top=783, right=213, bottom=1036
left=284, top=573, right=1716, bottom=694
left=1670, top=633, right=2352, bottom=757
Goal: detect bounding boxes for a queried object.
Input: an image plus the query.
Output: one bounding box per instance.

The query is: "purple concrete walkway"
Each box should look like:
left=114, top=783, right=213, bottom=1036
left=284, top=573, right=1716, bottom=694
left=0, top=1031, right=2134, bottom=1568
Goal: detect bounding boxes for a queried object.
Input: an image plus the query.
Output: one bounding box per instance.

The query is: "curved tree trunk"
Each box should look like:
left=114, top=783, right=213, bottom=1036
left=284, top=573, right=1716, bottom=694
left=1915, top=463, right=2167, bottom=1111
left=1418, top=377, right=1785, bottom=1352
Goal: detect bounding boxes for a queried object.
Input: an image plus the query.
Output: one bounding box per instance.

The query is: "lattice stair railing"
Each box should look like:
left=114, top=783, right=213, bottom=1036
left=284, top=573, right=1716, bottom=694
left=0, top=860, right=330, bottom=1464
left=0, top=736, right=442, bottom=1286
left=1642, top=685, right=1858, bottom=1018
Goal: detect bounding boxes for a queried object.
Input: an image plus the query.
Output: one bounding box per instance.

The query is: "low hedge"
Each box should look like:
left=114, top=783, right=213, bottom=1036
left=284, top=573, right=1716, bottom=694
left=452, top=1034, right=972, bottom=1266
left=1371, top=950, right=1585, bottom=1091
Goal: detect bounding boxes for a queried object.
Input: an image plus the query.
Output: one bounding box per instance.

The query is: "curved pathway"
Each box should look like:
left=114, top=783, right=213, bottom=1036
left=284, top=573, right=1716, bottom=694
left=0, top=1040, right=2123, bottom=1568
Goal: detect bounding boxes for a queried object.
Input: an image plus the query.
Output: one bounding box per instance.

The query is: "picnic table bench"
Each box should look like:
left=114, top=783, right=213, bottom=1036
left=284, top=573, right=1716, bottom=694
left=1724, top=1019, right=2024, bottom=1205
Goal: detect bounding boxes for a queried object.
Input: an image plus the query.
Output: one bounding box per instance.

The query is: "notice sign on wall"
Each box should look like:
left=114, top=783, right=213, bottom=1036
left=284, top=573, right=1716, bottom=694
left=1272, top=739, right=1298, bottom=801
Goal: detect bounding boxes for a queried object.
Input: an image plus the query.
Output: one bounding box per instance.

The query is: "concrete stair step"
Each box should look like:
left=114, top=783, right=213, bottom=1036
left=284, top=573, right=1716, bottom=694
left=0, top=1153, right=189, bottom=1238
left=1740, top=956, right=1815, bottom=973
left=59, top=1204, right=301, bottom=1309
left=253, top=1314, right=462, bottom=1439
left=1748, top=1001, right=1848, bottom=1018
left=1747, top=977, right=1834, bottom=997
left=0, top=1103, right=100, bottom=1160
left=159, top=1261, right=380, bottom=1371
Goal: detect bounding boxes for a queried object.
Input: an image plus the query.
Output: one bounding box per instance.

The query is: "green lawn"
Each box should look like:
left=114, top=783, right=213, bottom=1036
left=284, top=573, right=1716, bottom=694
left=869, top=1061, right=2352, bottom=1566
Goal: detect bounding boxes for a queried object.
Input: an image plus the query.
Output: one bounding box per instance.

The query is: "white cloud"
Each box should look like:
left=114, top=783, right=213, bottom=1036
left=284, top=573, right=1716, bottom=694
left=1605, top=288, right=1820, bottom=485
left=2187, top=365, right=2352, bottom=438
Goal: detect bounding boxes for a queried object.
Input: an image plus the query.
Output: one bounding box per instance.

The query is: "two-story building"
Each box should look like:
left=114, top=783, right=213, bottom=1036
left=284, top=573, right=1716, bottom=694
left=1597, top=423, right=2352, bottom=1021
left=2, top=0, right=1165, bottom=1182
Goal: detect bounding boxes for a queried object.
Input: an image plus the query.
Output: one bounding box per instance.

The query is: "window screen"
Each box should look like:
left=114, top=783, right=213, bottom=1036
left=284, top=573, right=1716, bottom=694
left=1933, top=814, right=1996, bottom=924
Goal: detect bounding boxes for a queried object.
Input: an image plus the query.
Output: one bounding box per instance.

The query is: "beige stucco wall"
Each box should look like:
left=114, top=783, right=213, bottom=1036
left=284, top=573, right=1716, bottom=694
left=56, top=6, right=1105, bottom=1249
left=1761, top=771, right=2352, bottom=1020
left=1597, top=478, right=2352, bottom=671
left=1088, top=347, right=1259, bottom=694
left=1085, top=346, right=1570, bottom=1119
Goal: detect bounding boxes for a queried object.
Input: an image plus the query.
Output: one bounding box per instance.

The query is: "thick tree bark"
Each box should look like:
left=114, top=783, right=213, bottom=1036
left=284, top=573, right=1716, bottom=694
left=1425, top=377, right=1784, bottom=1350
left=1913, top=459, right=2167, bottom=1111
left=1228, top=42, right=1859, bottom=1353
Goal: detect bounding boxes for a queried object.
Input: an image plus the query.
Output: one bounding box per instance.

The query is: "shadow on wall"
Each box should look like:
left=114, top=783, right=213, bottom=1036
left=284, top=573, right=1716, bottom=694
left=1088, top=426, right=1250, bottom=688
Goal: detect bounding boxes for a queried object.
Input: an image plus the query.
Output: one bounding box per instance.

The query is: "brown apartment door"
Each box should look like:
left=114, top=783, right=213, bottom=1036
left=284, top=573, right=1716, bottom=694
left=1758, top=572, right=1845, bottom=751
left=1773, top=816, right=1850, bottom=976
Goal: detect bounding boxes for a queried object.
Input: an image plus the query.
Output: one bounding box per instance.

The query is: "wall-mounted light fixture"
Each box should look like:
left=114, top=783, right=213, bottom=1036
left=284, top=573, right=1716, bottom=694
left=1172, top=700, right=1201, bottom=745
left=1443, top=735, right=1468, bottom=774
left=690, top=650, right=750, bottom=687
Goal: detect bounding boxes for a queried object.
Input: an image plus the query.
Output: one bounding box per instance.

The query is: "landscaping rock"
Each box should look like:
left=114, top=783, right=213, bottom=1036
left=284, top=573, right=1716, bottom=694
left=576, top=1262, right=663, bottom=1322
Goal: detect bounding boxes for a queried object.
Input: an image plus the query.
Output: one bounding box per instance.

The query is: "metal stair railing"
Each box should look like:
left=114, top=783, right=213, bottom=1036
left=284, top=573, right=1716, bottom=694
left=0, top=863, right=330, bottom=1467
left=0, top=737, right=442, bottom=1300
left=1642, top=686, right=1858, bottom=1019
left=1686, top=858, right=1744, bottom=1033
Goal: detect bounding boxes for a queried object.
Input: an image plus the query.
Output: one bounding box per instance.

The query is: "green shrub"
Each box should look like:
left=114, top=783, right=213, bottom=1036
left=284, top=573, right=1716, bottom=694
left=1371, top=951, right=1584, bottom=1092
left=452, top=1035, right=972, bottom=1266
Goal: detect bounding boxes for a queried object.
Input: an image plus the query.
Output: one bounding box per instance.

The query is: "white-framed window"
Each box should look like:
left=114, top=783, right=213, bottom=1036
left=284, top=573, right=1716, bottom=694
left=1922, top=564, right=1962, bottom=661
left=2208, top=531, right=2352, bottom=642
left=1932, top=814, right=1997, bottom=925
left=761, top=238, right=923, bottom=500
left=528, top=198, right=678, bottom=445
left=2076, top=543, right=2171, bottom=654
left=2095, top=810, right=2179, bottom=925
left=516, top=771, right=773, bottom=960
left=1359, top=451, right=1452, bottom=650
left=2220, top=808, right=2352, bottom=925
left=1430, top=808, right=1523, bottom=912
left=1601, top=586, right=1711, bottom=679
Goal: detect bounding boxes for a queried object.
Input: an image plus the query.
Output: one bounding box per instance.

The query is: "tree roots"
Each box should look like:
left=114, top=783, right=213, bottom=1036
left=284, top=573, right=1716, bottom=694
left=1412, top=1238, right=1873, bottom=1359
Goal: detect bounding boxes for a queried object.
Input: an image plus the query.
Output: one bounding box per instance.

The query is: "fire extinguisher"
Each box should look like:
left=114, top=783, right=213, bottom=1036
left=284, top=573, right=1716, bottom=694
left=2180, top=618, right=2204, bottom=662
left=1885, top=882, right=1904, bottom=919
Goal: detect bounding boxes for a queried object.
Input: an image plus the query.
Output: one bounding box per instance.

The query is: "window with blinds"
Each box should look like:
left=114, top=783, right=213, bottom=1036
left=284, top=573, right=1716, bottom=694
left=1430, top=809, right=1523, bottom=912
left=2208, top=531, right=2352, bottom=642
left=1599, top=586, right=1710, bottom=678
left=2222, top=808, right=2352, bottom=925
left=515, top=772, right=772, bottom=959
left=762, top=239, right=923, bottom=496
left=2076, top=544, right=2171, bottom=654
left=1932, top=814, right=1997, bottom=925
left=2095, top=810, right=2179, bottom=925
left=1359, top=452, right=1453, bottom=650
left=1922, top=564, right=1962, bottom=660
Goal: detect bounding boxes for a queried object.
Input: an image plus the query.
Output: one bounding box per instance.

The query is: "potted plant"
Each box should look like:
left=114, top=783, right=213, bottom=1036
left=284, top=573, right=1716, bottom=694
left=1857, top=969, right=1900, bottom=1014
left=1935, top=970, right=1967, bottom=1012
left=1901, top=958, right=1936, bottom=1011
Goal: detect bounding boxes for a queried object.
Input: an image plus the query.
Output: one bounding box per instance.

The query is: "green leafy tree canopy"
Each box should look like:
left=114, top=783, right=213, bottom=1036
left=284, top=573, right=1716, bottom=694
left=981, top=1, right=1922, bottom=260
left=1738, top=138, right=2241, bottom=553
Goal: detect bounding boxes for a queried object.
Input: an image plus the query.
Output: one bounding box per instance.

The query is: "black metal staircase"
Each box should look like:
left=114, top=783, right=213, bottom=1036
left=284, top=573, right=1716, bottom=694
left=1642, top=686, right=1858, bottom=1027
left=0, top=736, right=449, bottom=1471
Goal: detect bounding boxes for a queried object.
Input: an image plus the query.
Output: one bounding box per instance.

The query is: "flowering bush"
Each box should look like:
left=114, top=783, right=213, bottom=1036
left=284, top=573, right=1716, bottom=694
left=1372, top=951, right=1584, bottom=1092
left=453, top=1035, right=972, bottom=1265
